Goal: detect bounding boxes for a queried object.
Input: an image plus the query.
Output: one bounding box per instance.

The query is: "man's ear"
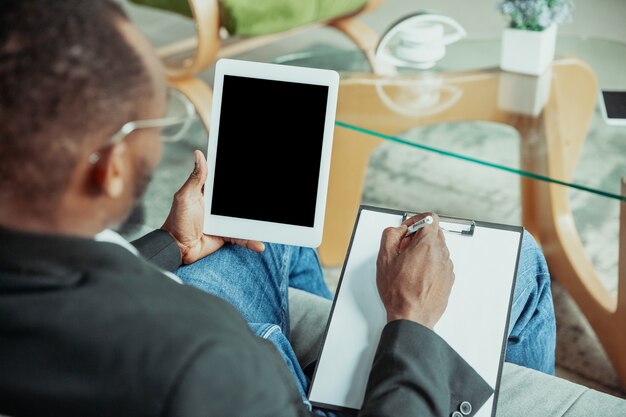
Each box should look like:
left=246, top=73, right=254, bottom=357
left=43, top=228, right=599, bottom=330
left=91, top=143, right=127, bottom=199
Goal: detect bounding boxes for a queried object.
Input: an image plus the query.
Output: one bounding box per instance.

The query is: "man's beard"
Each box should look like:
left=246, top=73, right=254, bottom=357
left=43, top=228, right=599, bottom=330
left=117, top=157, right=153, bottom=236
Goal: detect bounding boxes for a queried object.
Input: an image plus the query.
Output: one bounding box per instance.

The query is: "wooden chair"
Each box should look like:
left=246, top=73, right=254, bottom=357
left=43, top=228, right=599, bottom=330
left=154, top=0, right=384, bottom=79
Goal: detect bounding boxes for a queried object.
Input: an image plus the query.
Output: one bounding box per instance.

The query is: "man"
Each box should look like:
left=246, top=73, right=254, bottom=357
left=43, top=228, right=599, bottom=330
left=0, top=1, right=621, bottom=417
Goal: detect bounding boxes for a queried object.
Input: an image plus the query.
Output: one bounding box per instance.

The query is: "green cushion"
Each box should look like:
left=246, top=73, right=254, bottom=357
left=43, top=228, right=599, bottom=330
left=129, top=0, right=368, bottom=36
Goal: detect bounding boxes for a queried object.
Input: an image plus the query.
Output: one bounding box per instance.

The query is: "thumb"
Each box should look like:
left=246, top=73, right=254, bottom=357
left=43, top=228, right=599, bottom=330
left=182, top=150, right=208, bottom=192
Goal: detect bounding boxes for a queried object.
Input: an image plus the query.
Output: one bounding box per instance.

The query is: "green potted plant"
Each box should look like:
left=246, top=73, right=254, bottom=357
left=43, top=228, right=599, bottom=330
left=498, top=0, right=573, bottom=75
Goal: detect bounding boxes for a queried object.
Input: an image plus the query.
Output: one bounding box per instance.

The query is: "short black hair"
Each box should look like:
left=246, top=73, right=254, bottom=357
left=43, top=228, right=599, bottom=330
left=0, top=0, right=152, bottom=209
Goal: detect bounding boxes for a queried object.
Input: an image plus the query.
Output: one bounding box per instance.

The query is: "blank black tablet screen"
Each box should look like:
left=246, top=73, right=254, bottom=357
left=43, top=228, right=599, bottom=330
left=211, top=75, right=329, bottom=227
left=602, top=91, right=626, bottom=119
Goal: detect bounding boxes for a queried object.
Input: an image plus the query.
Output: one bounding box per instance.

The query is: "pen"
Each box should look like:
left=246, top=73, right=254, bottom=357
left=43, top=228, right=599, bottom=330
left=405, top=215, right=434, bottom=237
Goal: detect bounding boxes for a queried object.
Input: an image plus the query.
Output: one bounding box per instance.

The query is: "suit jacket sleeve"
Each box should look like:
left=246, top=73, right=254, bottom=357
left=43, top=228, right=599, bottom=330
left=359, top=319, right=494, bottom=417
left=165, top=320, right=493, bottom=417
left=131, top=230, right=182, bottom=272
left=164, top=342, right=315, bottom=417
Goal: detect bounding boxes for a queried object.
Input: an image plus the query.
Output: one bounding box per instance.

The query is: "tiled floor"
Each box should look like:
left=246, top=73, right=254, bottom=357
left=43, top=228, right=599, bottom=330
left=118, top=0, right=626, bottom=400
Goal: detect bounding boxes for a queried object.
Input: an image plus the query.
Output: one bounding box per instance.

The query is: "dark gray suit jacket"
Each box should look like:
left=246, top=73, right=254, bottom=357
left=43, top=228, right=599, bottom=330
left=0, top=227, right=492, bottom=417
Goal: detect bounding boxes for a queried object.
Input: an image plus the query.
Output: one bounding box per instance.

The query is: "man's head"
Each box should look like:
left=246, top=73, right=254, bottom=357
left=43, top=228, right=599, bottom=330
left=0, top=0, right=167, bottom=236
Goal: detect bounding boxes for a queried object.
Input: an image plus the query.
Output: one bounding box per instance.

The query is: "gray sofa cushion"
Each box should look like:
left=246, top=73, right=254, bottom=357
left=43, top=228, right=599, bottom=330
left=287, top=288, right=626, bottom=416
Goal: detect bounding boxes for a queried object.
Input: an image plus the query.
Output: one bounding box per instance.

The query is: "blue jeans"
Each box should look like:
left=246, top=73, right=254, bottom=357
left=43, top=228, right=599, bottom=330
left=176, top=231, right=556, bottom=414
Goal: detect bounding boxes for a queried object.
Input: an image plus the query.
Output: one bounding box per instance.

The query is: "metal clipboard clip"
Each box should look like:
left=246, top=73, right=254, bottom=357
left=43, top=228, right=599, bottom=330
left=402, top=213, right=475, bottom=237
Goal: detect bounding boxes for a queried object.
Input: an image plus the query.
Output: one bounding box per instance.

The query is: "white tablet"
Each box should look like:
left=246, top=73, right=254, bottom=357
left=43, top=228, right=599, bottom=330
left=203, top=59, right=339, bottom=248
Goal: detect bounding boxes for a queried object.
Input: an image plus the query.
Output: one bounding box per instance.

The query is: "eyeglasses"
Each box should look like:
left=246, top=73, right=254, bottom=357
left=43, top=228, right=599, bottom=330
left=89, top=88, right=195, bottom=164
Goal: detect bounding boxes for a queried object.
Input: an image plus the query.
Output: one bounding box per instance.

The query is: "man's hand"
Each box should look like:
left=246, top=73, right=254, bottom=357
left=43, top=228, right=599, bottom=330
left=161, top=150, right=265, bottom=265
left=376, top=212, right=454, bottom=329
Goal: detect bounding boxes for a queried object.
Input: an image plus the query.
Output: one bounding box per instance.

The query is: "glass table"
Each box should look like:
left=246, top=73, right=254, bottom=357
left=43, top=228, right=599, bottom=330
left=168, top=35, right=626, bottom=387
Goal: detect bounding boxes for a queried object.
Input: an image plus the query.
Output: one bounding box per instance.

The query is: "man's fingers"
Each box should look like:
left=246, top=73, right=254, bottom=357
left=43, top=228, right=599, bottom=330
left=179, top=150, right=208, bottom=194
left=380, top=225, right=407, bottom=254
left=226, top=238, right=266, bottom=253
left=403, top=213, right=443, bottom=254
left=180, top=238, right=225, bottom=265
left=402, top=212, right=440, bottom=228
left=429, top=212, right=440, bottom=229
left=191, top=150, right=208, bottom=188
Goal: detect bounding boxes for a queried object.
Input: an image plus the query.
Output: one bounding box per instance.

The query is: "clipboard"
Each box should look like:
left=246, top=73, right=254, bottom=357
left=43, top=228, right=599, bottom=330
left=308, top=205, right=523, bottom=416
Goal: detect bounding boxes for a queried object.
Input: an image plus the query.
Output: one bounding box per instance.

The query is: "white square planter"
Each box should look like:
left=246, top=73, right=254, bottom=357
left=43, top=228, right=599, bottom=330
left=500, top=24, right=557, bottom=76
left=497, top=67, right=552, bottom=116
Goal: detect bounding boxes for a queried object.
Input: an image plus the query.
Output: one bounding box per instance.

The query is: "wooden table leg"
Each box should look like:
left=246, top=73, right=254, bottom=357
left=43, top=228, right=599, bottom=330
left=618, top=178, right=626, bottom=379
left=530, top=176, right=626, bottom=387
left=317, top=125, right=382, bottom=266
left=520, top=61, right=626, bottom=386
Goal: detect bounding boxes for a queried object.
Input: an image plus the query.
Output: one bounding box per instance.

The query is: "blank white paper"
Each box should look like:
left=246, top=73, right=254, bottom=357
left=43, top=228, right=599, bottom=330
left=308, top=208, right=521, bottom=416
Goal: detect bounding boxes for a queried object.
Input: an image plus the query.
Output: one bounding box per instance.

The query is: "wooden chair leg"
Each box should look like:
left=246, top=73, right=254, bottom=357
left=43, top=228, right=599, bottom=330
left=330, top=13, right=397, bottom=76
left=169, top=77, right=214, bottom=130
left=157, top=0, right=221, bottom=79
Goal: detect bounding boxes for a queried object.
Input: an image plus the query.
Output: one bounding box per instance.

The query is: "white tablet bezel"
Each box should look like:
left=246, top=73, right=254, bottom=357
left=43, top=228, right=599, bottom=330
left=203, top=58, right=339, bottom=248
left=599, top=90, right=626, bottom=127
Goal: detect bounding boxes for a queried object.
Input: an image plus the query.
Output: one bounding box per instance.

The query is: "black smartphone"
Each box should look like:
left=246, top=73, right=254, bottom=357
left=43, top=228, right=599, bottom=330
left=599, top=90, right=626, bottom=126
